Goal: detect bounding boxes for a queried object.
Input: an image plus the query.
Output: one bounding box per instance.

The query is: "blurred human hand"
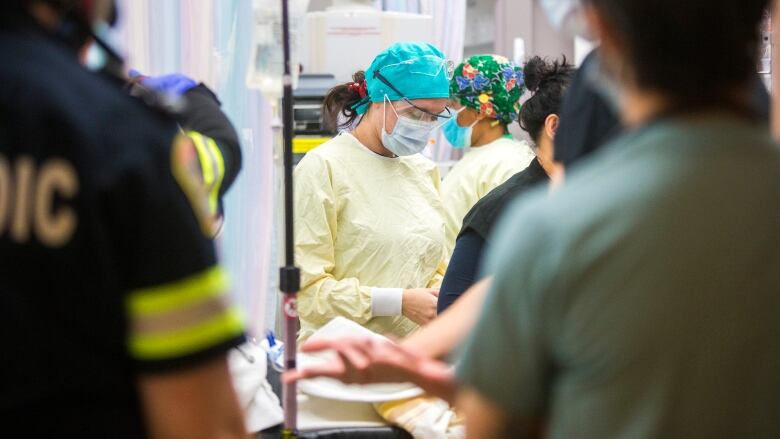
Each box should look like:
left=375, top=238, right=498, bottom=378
left=283, top=337, right=457, bottom=403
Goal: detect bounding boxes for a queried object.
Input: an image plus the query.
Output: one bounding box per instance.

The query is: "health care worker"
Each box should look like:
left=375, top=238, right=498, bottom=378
left=439, top=55, right=536, bottom=257
left=437, top=56, right=575, bottom=313
left=294, top=42, right=452, bottom=341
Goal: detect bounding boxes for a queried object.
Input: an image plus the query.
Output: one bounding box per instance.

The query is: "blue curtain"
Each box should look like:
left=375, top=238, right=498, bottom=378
left=116, top=0, right=277, bottom=336
left=213, top=1, right=278, bottom=336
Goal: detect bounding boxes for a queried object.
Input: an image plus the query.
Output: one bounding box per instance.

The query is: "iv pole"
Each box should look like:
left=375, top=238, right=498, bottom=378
left=279, top=0, right=300, bottom=436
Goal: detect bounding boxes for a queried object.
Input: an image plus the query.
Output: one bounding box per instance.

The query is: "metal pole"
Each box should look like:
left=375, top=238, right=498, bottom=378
left=279, top=0, right=300, bottom=436
left=772, top=2, right=780, bottom=139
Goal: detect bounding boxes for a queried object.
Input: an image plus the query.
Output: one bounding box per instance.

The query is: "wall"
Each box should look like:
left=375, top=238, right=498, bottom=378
left=495, top=0, right=574, bottom=62
left=116, top=0, right=277, bottom=336
left=463, top=0, right=496, bottom=57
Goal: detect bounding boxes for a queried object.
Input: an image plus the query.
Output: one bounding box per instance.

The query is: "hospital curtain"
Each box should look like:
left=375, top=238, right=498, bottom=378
left=115, top=0, right=276, bottom=336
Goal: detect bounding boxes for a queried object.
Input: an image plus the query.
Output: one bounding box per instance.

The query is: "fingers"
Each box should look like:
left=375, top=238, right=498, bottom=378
left=284, top=337, right=425, bottom=386
left=282, top=370, right=305, bottom=383
left=300, top=338, right=340, bottom=353
left=301, top=337, right=374, bottom=354
left=294, top=338, right=375, bottom=384
left=282, top=361, right=346, bottom=383
left=336, top=344, right=370, bottom=374
left=347, top=338, right=415, bottom=383
left=429, top=289, right=440, bottom=297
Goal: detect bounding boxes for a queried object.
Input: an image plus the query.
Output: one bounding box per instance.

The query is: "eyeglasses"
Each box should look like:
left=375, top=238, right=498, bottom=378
left=394, top=100, right=454, bottom=123
left=373, top=70, right=453, bottom=123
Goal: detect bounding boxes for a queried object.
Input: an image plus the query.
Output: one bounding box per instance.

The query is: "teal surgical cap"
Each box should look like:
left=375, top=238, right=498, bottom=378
left=354, top=42, right=452, bottom=115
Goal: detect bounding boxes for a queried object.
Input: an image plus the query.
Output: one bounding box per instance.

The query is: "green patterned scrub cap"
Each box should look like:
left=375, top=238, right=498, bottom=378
left=450, top=54, right=525, bottom=125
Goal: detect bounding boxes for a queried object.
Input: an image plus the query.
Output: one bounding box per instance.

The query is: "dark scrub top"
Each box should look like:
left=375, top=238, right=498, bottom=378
left=553, top=50, right=621, bottom=167
left=555, top=50, right=770, bottom=168
left=437, top=159, right=548, bottom=313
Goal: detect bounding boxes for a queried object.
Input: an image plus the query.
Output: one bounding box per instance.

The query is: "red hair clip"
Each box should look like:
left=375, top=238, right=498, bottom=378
left=348, top=81, right=368, bottom=99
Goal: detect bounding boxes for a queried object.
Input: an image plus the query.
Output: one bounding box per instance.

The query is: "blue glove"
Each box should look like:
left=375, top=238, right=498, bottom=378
left=128, top=69, right=198, bottom=97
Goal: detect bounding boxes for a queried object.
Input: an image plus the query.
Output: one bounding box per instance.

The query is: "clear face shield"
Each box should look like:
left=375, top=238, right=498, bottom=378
left=374, top=55, right=456, bottom=156
left=373, top=55, right=456, bottom=124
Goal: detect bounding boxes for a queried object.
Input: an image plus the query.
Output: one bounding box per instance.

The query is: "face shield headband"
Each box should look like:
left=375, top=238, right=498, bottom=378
left=351, top=55, right=455, bottom=116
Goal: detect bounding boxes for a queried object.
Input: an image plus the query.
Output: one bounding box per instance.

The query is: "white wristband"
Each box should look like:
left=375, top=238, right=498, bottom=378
left=371, top=288, right=404, bottom=317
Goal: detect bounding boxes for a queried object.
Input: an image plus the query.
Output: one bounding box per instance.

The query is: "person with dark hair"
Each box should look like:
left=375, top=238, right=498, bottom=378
left=288, top=1, right=780, bottom=437
left=554, top=49, right=771, bottom=172
left=438, top=55, right=535, bottom=258
left=294, top=42, right=452, bottom=341
left=455, top=0, right=780, bottom=436
left=437, top=56, right=574, bottom=313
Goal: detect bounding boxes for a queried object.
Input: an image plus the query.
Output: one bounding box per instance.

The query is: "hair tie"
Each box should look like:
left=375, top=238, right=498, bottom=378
left=347, top=81, right=368, bottom=99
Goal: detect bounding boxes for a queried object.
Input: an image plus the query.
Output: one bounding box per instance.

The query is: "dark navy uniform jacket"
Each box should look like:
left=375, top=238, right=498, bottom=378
left=0, top=21, right=244, bottom=438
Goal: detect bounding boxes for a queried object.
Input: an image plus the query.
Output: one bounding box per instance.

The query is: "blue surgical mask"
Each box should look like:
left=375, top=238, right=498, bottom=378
left=381, top=98, right=437, bottom=156
left=442, top=108, right=478, bottom=148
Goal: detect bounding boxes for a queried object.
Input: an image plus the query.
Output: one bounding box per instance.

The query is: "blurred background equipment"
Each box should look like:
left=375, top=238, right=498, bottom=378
left=247, top=0, right=310, bottom=97
left=300, top=0, right=434, bottom=82
left=293, top=74, right=339, bottom=164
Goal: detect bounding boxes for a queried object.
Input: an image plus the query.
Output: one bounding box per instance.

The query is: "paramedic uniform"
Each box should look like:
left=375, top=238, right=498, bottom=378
left=0, top=26, right=244, bottom=437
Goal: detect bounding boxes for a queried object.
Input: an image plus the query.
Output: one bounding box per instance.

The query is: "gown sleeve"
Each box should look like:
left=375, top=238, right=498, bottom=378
left=294, top=153, right=377, bottom=327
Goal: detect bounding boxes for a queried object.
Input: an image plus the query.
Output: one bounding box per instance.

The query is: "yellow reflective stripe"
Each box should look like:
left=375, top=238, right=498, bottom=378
left=130, top=307, right=244, bottom=360
left=127, top=266, right=228, bottom=316
left=205, top=137, right=225, bottom=213
left=187, top=131, right=214, bottom=187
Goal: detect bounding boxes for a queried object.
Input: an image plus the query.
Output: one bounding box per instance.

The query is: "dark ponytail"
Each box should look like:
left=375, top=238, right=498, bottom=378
left=322, top=71, right=368, bottom=131
left=519, top=56, right=575, bottom=143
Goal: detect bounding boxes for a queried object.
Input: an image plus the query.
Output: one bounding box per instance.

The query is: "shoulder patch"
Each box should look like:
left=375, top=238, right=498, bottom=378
left=170, top=133, right=216, bottom=237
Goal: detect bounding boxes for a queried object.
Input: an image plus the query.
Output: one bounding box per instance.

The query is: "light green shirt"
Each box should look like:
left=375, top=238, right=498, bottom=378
left=457, top=115, right=780, bottom=438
